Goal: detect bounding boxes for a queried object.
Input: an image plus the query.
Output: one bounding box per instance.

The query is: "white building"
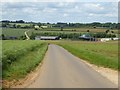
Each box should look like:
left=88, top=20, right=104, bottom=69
left=35, top=36, right=59, bottom=40
left=101, top=38, right=119, bottom=42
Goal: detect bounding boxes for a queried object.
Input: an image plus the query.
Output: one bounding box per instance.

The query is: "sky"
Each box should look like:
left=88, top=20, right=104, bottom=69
left=0, top=0, right=119, bottom=23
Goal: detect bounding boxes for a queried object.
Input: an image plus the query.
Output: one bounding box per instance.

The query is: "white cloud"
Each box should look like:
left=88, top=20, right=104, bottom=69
left=84, top=3, right=104, bottom=11
left=22, top=7, right=37, bottom=14
left=1, top=0, right=119, bottom=2
left=1, top=2, right=118, bottom=23
left=42, top=8, right=57, bottom=13
left=63, top=13, right=69, bottom=17
left=1, top=0, right=78, bottom=2
left=74, top=6, right=79, bottom=9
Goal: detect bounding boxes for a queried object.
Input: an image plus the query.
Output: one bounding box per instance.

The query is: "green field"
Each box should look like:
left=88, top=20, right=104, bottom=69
left=1, top=27, right=118, bottom=40
left=2, top=28, right=32, bottom=37
left=2, top=40, right=48, bottom=81
left=53, top=41, right=118, bottom=70
left=32, top=27, right=118, bottom=33
left=9, top=23, right=31, bottom=27
left=0, top=22, right=31, bottom=27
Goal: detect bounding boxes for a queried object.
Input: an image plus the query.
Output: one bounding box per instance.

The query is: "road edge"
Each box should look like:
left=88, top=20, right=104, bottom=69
left=57, top=44, right=118, bottom=86
left=10, top=46, right=49, bottom=88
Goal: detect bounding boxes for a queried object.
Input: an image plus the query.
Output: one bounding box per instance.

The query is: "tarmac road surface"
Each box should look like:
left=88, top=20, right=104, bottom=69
left=28, top=44, right=117, bottom=88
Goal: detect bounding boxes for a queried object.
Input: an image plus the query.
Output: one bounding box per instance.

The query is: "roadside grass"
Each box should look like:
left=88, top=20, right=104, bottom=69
left=2, top=40, right=48, bottom=81
left=2, top=40, right=44, bottom=69
left=54, top=41, right=118, bottom=70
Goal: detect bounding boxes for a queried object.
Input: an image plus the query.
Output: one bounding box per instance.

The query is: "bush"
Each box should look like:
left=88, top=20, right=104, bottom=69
left=2, top=41, right=45, bottom=69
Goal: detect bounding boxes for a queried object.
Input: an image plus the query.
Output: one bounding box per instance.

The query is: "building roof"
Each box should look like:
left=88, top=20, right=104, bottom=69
left=79, top=34, right=93, bottom=40
left=80, top=34, right=91, bottom=38
left=35, top=36, right=59, bottom=40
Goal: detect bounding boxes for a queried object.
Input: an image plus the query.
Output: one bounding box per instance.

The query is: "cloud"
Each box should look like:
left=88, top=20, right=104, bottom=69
left=42, top=7, right=57, bottom=13
left=1, top=0, right=119, bottom=2
left=1, top=2, right=118, bottom=23
left=84, top=3, right=104, bottom=10
left=1, top=0, right=79, bottom=2
left=63, top=13, right=69, bottom=17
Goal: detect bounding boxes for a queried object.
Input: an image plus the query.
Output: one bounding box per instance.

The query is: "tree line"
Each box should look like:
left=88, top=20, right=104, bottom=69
left=0, top=20, right=118, bottom=29
left=30, top=32, right=116, bottom=40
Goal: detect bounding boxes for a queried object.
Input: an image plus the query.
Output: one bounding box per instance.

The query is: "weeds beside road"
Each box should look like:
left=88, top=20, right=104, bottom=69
left=2, top=40, right=48, bottom=81
left=55, top=41, right=118, bottom=70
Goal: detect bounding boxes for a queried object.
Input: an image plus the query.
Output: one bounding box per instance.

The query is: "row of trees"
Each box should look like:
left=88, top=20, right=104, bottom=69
left=1, top=20, right=118, bottom=29
left=1, top=20, right=25, bottom=23
left=1, top=23, right=35, bottom=29
left=30, top=32, right=116, bottom=40
left=54, top=22, right=118, bottom=29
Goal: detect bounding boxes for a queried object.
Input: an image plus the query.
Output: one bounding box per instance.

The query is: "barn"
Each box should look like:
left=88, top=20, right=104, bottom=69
left=35, top=36, right=60, bottom=40
left=79, top=34, right=95, bottom=41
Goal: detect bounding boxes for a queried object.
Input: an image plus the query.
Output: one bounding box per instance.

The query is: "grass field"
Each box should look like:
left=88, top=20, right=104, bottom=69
left=0, top=22, right=31, bottom=27
left=28, top=30, right=83, bottom=36
left=1, top=27, right=118, bottom=39
left=33, top=27, right=118, bottom=33
left=52, top=41, right=118, bottom=70
left=2, top=28, right=32, bottom=37
left=2, top=40, right=48, bottom=81
left=9, top=23, right=31, bottom=27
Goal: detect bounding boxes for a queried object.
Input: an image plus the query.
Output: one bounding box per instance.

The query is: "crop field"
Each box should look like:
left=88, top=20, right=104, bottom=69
left=9, top=23, right=31, bottom=26
left=53, top=41, right=118, bottom=70
left=0, top=22, right=31, bottom=27
left=28, top=30, right=83, bottom=34
left=36, top=27, right=118, bottom=33
left=1, top=27, right=118, bottom=39
left=28, top=30, right=83, bottom=36
left=2, top=40, right=48, bottom=81
left=1, top=28, right=32, bottom=37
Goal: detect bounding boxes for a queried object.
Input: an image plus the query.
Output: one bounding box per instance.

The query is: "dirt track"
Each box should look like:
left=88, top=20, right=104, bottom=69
left=25, top=30, right=30, bottom=40
left=27, top=44, right=117, bottom=88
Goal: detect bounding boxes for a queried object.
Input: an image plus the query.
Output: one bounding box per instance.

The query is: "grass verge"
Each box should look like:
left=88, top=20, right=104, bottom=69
left=55, top=41, right=118, bottom=70
left=2, top=41, right=48, bottom=83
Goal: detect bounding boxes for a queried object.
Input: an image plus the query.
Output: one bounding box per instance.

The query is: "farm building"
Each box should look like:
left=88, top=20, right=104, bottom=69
left=35, top=36, right=60, bottom=40
left=40, top=26, right=48, bottom=29
left=79, top=34, right=95, bottom=41
left=34, top=25, right=39, bottom=29
left=101, top=38, right=119, bottom=42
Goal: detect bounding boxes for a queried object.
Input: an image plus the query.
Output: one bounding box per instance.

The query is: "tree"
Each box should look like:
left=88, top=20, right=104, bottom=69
left=61, top=26, right=63, bottom=31
left=105, top=29, right=110, bottom=34
left=111, top=31, right=114, bottom=34
left=16, top=25, right=21, bottom=28
left=91, top=22, right=102, bottom=27
left=103, top=22, right=112, bottom=28
left=13, top=24, right=16, bottom=28
left=30, top=32, right=36, bottom=39
left=16, top=20, right=25, bottom=23
left=20, top=35, right=26, bottom=40
left=1, top=34, right=5, bottom=40
left=2, top=23, right=7, bottom=27
left=38, top=23, right=42, bottom=27
left=87, top=30, right=90, bottom=32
